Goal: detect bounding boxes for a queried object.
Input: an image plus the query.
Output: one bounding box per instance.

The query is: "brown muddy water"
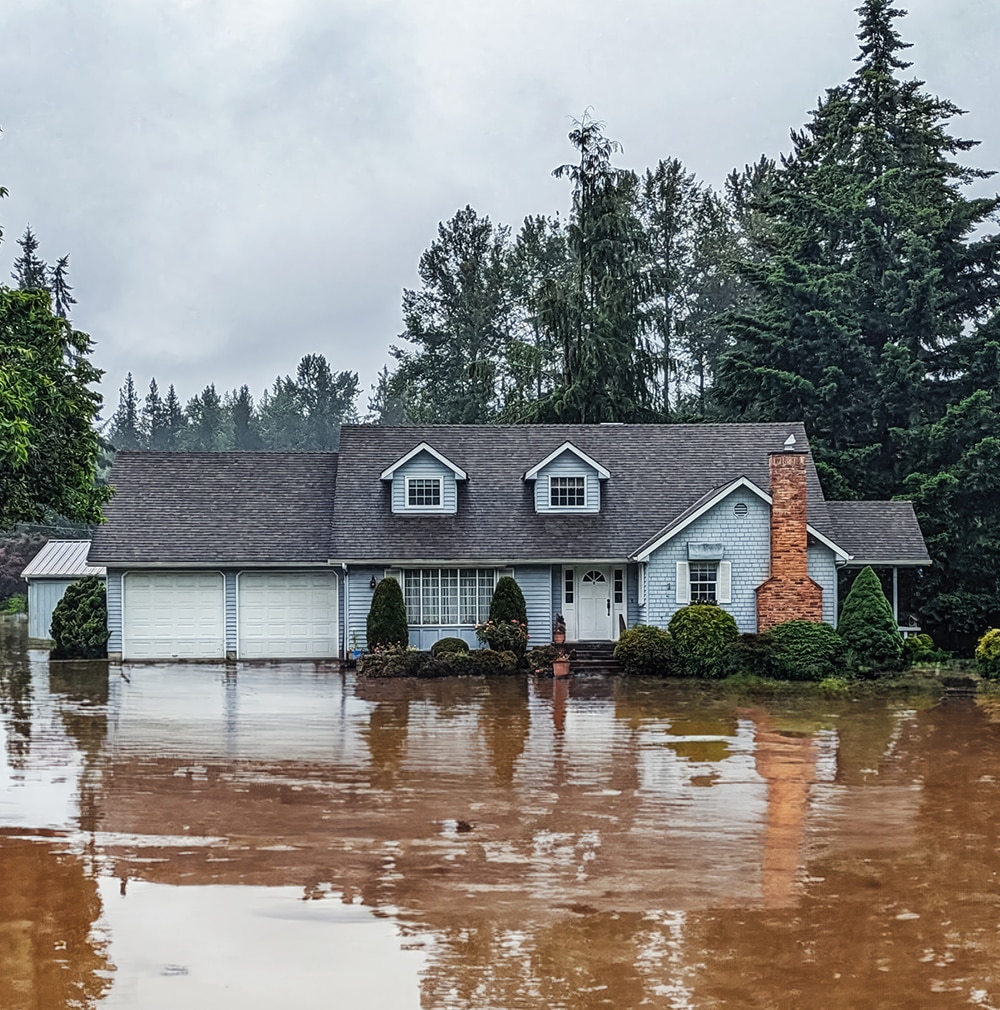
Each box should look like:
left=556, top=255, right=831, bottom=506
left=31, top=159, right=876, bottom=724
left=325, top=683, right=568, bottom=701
left=1, top=618, right=998, bottom=1009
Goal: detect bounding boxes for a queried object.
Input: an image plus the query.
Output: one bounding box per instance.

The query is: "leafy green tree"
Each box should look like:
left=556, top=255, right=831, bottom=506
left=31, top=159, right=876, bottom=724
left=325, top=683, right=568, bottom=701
left=713, top=0, right=1000, bottom=499
left=367, top=577, right=409, bottom=649
left=837, top=565, right=903, bottom=671
left=0, top=288, right=110, bottom=529
left=108, top=373, right=142, bottom=450
left=50, top=575, right=109, bottom=660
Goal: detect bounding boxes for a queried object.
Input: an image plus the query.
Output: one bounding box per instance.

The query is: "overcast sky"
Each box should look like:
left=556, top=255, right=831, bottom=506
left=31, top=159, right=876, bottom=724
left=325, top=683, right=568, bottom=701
left=1, top=0, right=998, bottom=415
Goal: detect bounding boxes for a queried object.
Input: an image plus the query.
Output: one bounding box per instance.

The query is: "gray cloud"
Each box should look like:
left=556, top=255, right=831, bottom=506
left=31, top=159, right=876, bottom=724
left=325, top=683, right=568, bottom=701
left=1, top=0, right=997, bottom=414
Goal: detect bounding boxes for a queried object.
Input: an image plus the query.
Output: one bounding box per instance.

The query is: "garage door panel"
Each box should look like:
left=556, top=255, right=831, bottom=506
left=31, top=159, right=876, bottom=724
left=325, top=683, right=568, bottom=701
left=238, top=572, right=338, bottom=659
left=124, top=572, right=226, bottom=660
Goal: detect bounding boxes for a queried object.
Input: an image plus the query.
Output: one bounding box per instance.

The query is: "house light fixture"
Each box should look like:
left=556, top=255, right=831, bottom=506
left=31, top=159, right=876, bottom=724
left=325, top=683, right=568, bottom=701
left=370, top=575, right=378, bottom=590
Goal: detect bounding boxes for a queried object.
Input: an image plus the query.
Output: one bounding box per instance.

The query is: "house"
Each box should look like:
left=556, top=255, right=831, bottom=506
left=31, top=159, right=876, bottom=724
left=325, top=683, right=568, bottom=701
left=87, top=423, right=931, bottom=662
left=21, top=540, right=106, bottom=642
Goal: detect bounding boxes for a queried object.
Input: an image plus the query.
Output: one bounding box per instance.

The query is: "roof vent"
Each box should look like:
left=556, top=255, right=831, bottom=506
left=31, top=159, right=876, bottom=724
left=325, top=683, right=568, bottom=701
left=734, top=502, right=749, bottom=519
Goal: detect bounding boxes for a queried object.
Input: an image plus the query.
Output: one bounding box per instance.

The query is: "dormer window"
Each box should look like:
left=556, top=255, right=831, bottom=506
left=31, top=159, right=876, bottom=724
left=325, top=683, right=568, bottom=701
left=550, top=476, right=586, bottom=508
left=407, top=477, right=442, bottom=508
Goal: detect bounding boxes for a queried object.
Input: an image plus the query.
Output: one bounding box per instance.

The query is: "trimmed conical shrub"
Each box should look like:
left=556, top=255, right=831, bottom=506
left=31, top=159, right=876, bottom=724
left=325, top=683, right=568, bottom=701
left=489, top=576, right=527, bottom=625
left=50, top=575, right=110, bottom=660
left=367, top=577, right=409, bottom=650
left=837, top=566, right=903, bottom=672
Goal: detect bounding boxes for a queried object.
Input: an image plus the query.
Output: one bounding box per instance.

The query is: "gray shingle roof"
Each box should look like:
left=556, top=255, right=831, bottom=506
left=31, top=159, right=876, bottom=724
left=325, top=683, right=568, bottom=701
left=21, top=540, right=105, bottom=578
left=89, top=452, right=337, bottom=565
left=330, top=423, right=837, bottom=562
left=825, top=501, right=931, bottom=566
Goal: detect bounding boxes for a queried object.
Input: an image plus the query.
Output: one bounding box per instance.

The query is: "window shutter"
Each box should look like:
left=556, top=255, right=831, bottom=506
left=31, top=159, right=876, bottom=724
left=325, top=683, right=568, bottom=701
left=675, top=562, right=690, bottom=604
left=637, top=564, right=647, bottom=606
left=716, top=561, right=732, bottom=604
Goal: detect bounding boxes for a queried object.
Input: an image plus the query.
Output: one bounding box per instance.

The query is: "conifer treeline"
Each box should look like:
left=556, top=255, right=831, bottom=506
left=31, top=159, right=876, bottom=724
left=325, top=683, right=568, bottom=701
left=107, top=355, right=360, bottom=451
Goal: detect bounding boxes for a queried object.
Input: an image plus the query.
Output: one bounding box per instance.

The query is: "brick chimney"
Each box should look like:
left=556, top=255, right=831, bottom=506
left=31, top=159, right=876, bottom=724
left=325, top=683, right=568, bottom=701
left=756, top=450, right=824, bottom=632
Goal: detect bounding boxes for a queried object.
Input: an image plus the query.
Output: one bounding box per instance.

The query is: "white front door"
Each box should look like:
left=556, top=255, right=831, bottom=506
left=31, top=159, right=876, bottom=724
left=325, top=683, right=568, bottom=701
left=577, top=568, right=612, bottom=640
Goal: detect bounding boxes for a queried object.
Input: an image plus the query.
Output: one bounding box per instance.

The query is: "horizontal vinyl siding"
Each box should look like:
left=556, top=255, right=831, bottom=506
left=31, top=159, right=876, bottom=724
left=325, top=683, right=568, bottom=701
left=106, top=571, right=123, bottom=655
left=533, top=455, right=601, bottom=513
left=225, top=572, right=238, bottom=654
left=514, top=565, right=553, bottom=647
left=348, top=566, right=384, bottom=651
left=391, top=454, right=458, bottom=514
left=626, top=564, right=640, bottom=629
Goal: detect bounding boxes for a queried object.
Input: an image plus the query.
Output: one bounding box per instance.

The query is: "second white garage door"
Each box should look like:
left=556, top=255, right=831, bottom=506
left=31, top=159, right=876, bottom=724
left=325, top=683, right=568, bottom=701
left=238, top=571, right=339, bottom=659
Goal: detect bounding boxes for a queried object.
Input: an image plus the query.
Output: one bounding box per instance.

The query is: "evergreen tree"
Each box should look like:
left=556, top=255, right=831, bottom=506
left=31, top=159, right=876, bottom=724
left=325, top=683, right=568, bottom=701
left=11, top=226, right=48, bottom=291
left=713, top=0, right=1000, bottom=499
left=294, top=354, right=358, bottom=449
left=366, top=366, right=407, bottom=424
left=837, top=565, right=903, bottom=671
left=184, top=384, right=230, bottom=450
left=391, top=206, right=511, bottom=423
left=50, top=575, right=109, bottom=660
left=367, top=577, right=409, bottom=649
left=530, top=114, right=656, bottom=423
left=50, top=255, right=76, bottom=319
left=489, top=575, right=527, bottom=626
left=141, top=378, right=168, bottom=450
left=163, top=384, right=186, bottom=450
left=258, top=377, right=305, bottom=449
left=109, top=373, right=142, bottom=450
left=228, top=384, right=262, bottom=450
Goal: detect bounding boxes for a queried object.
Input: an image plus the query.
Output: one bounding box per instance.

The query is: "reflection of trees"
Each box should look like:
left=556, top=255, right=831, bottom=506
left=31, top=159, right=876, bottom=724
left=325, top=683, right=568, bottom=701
left=0, top=839, right=113, bottom=1010
left=365, top=700, right=411, bottom=787
left=0, top=619, right=32, bottom=767
left=49, top=663, right=109, bottom=835
left=478, top=677, right=530, bottom=785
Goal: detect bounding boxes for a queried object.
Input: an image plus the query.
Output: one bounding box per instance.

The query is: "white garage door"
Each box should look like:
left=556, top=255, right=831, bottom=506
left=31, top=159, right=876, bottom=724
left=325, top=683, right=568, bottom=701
left=123, top=572, right=226, bottom=660
left=238, top=572, right=338, bottom=659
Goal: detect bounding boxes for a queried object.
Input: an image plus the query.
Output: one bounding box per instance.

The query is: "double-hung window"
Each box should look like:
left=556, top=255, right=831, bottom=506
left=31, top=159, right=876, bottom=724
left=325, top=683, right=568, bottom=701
left=550, top=475, right=586, bottom=508
left=406, top=477, right=442, bottom=508
left=688, top=562, right=718, bottom=602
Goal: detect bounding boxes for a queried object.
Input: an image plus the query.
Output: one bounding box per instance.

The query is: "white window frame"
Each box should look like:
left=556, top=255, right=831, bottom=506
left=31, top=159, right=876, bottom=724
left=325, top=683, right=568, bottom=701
left=404, top=475, right=445, bottom=510
left=676, top=560, right=732, bottom=605
left=548, top=474, right=588, bottom=510
left=401, top=567, right=498, bottom=626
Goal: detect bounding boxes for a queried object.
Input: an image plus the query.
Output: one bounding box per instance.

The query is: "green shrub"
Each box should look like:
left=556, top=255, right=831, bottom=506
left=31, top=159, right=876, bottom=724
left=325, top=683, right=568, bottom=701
left=614, top=625, right=673, bottom=676
left=50, top=576, right=109, bottom=660
left=367, top=577, right=409, bottom=650
left=475, top=618, right=528, bottom=655
left=768, top=620, right=844, bottom=681
left=731, top=632, right=776, bottom=677
left=902, top=633, right=936, bottom=665
left=668, top=604, right=739, bottom=678
left=358, top=646, right=518, bottom=679
left=431, top=636, right=470, bottom=656
left=1, top=594, right=27, bottom=615
left=526, top=645, right=560, bottom=672
left=489, top=576, right=527, bottom=625
left=975, top=628, right=1000, bottom=680
left=837, top=566, right=903, bottom=673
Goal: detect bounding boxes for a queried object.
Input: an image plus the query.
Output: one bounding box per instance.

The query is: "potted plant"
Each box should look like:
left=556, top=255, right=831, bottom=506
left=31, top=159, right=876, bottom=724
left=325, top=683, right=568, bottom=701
left=553, top=614, right=566, bottom=645
left=552, top=651, right=571, bottom=678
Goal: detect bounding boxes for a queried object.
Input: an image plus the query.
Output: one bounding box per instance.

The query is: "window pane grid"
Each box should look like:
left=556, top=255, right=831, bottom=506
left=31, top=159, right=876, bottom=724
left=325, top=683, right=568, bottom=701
left=403, top=568, right=496, bottom=625
left=689, top=563, right=718, bottom=602
left=408, top=478, right=442, bottom=507
left=550, top=476, right=586, bottom=507
left=614, top=569, right=624, bottom=605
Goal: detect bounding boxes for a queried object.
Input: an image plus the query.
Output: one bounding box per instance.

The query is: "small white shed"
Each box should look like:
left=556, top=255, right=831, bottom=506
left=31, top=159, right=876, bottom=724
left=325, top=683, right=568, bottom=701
left=22, top=541, right=106, bottom=641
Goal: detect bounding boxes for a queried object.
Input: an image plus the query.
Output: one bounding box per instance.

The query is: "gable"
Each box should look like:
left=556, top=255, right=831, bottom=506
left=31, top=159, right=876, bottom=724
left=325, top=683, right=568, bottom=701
left=387, top=449, right=460, bottom=514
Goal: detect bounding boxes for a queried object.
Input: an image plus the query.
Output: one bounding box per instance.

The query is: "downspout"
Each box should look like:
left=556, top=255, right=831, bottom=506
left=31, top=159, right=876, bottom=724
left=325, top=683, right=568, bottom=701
left=342, top=563, right=349, bottom=662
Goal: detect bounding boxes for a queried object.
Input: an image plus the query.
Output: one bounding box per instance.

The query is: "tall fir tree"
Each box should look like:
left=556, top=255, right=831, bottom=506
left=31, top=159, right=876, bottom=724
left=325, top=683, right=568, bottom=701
left=11, top=226, right=48, bottom=291
left=228, top=384, right=262, bottom=450
left=50, top=255, right=76, bottom=319
left=109, top=373, right=142, bottom=450
left=162, top=384, right=185, bottom=450
left=713, top=0, right=1000, bottom=498
left=141, top=378, right=168, bottom=450
left=184, top=384, right=229, bottom=450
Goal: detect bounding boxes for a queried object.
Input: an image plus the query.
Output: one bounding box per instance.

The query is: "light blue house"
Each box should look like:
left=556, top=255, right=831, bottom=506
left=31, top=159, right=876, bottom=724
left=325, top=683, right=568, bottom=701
left=89, top=424, right=930, bottom=661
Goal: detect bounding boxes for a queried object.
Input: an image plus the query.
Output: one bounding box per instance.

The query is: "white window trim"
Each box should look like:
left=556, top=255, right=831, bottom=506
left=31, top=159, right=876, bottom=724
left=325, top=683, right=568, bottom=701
left=548, top=474, right=590, bottom=511
left=676, top=560, right=732, bottom=605
left=404, top=475, right=446, bottom=511
left=524, top=441, right=611, bottom=481
left=381, top=442, right=467, bottom=480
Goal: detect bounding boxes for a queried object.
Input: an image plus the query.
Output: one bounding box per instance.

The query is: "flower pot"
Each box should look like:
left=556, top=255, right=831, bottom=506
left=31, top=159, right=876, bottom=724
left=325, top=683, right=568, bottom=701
left=552, top=655, right=571, bottom=678
left=553, top=630, right=566, bottom=645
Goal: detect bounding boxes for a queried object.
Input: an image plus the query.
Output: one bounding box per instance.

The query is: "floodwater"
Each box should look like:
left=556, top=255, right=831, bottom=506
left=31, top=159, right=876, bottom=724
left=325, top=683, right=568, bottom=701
left=1, top=618, right=998, bottom=1009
